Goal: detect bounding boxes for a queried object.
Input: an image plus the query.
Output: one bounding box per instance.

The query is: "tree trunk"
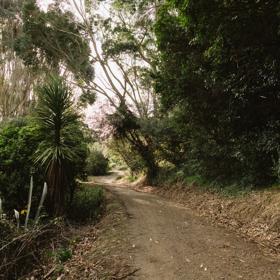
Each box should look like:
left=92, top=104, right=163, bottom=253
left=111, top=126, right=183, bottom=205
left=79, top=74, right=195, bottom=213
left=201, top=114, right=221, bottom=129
left=46, top=161, right=67, bottom=216
left=138, top=147, right=158, bottom=185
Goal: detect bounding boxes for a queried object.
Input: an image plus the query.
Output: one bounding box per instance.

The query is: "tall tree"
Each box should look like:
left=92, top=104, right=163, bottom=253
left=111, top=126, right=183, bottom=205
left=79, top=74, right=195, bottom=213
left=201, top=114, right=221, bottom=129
left=67, top=0, right=162, bottom=182
left=155, top=0, right=280, bottom=185
left=14, top=0, right=92, bottom=81
left=8, top=0, right=162, bottom=183
left=34, top=75, right=87, bottom=216
left=0, top=0, right=35, bottom=120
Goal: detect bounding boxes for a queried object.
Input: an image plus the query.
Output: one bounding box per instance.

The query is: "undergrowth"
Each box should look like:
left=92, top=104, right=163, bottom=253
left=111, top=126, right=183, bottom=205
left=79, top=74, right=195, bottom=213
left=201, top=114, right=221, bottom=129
left=0, top=219, right=64, bottom=280
left=155, top=167, right=254, bottom=197
left=67, top=185, right=105, bottom=223
left=0, top=185, right=106, bottom=279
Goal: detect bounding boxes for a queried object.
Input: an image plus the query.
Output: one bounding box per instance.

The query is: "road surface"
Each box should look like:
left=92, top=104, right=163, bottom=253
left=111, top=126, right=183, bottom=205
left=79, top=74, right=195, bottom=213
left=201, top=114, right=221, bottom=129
left=92, top=173, right=280, bottom=280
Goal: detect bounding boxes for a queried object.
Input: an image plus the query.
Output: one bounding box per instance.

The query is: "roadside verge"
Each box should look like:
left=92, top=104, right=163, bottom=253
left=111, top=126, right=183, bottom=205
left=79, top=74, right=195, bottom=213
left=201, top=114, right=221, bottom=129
left=150, top=184, right=280, bottom=257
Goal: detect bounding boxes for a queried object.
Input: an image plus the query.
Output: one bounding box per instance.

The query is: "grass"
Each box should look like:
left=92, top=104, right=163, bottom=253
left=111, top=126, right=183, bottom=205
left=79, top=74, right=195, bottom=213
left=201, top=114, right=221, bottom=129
left=208, top=183, right=253, bottom=197
left=263, top=184, right=280, bottom=191
left=156, top=167, right=254, bottom=197
left=55, top=247, right=72, bottom=263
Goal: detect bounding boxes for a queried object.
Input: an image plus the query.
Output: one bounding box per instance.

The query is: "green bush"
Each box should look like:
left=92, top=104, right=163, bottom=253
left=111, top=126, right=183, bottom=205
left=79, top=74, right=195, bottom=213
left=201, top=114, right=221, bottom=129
left=155, top=1, right=280, bottom=188
left=86, top=150, right=109, bottom=176
left=0, top=119, right=44, bottom=214
left=0, top=116, right=89, bottom=216
left=68, top=185, right=105, bottom=223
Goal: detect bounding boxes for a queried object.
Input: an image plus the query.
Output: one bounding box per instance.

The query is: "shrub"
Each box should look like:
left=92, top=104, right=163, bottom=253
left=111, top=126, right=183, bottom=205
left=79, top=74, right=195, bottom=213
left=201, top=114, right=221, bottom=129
left=86, top=149, right=109, bottom=176
left=0, top=114, right=88, bottom=216
left=67, top=185, right=104, bottom=223
left=0, top=118, right=44, bottom=214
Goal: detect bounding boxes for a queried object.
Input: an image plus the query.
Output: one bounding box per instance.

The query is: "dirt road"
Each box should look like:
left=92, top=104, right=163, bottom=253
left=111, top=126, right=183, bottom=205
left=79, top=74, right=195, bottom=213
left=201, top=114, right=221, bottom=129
left=91, top=172, right=280, bottom=279
left=106, top=185, right=280, bottom=280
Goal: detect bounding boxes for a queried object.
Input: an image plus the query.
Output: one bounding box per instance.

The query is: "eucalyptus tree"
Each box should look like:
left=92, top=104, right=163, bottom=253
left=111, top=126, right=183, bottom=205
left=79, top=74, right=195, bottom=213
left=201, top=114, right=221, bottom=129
left=10, top=0, right=94, bottom=107
left=0, top=0, right=35, bottom=120
left=12, top=0, right=162, bottom=183
left=15, top=0, right=92, bottom=79
left=68, top=0, right=163, bottom=182
left=62, top=0, right=160, bottom=116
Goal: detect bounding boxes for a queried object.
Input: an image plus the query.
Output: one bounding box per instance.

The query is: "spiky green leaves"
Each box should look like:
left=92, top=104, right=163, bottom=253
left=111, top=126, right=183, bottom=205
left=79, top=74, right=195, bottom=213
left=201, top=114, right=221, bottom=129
left=33, top=75, right=87, bottom=216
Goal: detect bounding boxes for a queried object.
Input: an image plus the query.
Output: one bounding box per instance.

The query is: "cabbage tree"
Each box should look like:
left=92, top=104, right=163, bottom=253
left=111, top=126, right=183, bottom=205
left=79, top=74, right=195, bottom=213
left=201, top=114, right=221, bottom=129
left=34, top=75, right=82, bottom=216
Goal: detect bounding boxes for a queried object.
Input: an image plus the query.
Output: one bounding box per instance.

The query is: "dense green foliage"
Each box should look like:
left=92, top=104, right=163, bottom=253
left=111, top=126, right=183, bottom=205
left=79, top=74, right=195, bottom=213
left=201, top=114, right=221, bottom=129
left=68, top=185, right=104, bottom=223
left=0, top=95, right=89, bottom=216
left=106, top=0, right=280, bottom=188
left=14, top=0, right=92, bottom=80
left=86, top=149, right=109, bottom=176
left=0, top=119, right=43, bottom=212
left=108, top=138, right=146, bottom=174
left=154, top=0, right=280, bottom=186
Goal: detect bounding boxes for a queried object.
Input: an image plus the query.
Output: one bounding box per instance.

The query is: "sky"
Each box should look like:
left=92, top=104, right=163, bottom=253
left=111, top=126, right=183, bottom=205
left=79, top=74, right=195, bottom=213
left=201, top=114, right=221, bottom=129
left=38, top=0, right=53, bottom=11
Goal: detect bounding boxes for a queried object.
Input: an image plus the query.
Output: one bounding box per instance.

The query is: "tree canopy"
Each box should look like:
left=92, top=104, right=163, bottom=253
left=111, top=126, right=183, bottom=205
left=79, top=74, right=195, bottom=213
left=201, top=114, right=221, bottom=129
left=153, top=0, right=280, bottom=185
left=2, top=0, right=280, bottom=189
